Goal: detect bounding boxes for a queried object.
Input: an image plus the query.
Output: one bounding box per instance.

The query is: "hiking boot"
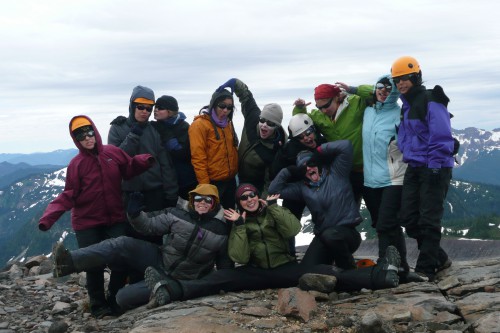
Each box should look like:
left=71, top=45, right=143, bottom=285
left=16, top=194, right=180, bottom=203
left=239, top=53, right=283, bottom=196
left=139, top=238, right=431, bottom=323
left=106, top=294, right=124, bottom=316
left=144, top=266, right=182, bottom=306
left=399, top=270, right=429, bottom=283
left=90, top=304, right=113, bottom=319
left=52, top=242, right=75, bottom=278
left=437, top=258, right=452, bottom=272
left=372, top=245, right=401, bottom=289
left=415, top=271, right=434, bottom=282
left=299, top=273, right=337, bottom=293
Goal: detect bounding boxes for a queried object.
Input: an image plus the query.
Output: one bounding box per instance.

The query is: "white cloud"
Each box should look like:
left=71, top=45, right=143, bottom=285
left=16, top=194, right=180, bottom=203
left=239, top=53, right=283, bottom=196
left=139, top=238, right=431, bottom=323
left=1, top=0, right=500, bottom=153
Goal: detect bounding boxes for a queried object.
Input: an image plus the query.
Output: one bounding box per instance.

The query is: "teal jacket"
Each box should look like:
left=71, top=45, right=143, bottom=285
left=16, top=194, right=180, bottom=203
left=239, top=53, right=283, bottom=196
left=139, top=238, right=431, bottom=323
left=362, top=75, right=407, bottom=187
left=228, top=203, right=300, bottom=269
left=293, top=85, right=372, bottom=171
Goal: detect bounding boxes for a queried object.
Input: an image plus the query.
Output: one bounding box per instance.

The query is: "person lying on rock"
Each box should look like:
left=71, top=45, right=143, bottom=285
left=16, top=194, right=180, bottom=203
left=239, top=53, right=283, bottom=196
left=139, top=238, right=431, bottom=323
left=51, top=184, right=233, bottom=313
left=269, top=139, right=362, bottom=271
left=143, top=183, right=401, bottom=307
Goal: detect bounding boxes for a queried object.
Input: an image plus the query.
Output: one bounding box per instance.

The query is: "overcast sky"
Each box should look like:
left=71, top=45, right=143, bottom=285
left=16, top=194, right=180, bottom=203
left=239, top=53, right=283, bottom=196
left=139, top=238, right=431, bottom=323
left=1, top=0, right=499, bottom=154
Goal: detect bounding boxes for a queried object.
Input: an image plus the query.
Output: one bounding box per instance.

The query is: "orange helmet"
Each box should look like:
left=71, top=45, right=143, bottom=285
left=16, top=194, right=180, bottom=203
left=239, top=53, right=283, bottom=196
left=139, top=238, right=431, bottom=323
left=391, top=56, right=421, bottom=77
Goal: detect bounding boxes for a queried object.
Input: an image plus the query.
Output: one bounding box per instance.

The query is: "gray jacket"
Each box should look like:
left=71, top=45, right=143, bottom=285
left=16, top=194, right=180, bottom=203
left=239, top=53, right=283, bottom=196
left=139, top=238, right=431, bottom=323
left=269, top=140, right=362, bottom=234
left=129, top=199, right=233, bottom=279
left=108, top=86, right=178, bottom=200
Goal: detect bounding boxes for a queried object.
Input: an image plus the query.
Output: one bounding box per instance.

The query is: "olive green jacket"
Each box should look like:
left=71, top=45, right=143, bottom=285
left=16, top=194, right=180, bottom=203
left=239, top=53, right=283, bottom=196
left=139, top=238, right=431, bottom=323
left=228, top=204, right=300, bottom=269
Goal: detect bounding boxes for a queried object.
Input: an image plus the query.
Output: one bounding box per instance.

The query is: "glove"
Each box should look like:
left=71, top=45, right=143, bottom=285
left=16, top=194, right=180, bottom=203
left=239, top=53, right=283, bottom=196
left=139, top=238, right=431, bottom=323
left=127, top=192, right=145, bottom=218
left=165, top=138, right=182, bottom=151
left=216, top=78, right=237, bottom=94
left=306, top=149, right=322, bottom=167
left=39, top=222, right=49, bottom=231
left=130, top=124, right=144, bottom=136
left=286, top=165, right=306, bottom=181
left=427, top=168, right=442, bottom=183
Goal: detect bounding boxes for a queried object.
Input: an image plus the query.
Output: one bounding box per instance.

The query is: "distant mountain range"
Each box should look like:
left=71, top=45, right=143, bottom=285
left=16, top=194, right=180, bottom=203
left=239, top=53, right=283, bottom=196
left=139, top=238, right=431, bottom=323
left=452, top=127, right=500, bottom=185
left=0, top=127, right=498, bottom=267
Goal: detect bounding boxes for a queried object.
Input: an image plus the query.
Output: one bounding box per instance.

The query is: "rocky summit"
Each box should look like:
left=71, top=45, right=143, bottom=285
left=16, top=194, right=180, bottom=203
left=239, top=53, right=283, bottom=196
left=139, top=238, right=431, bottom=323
left=0, top=251, right=499, bottom=333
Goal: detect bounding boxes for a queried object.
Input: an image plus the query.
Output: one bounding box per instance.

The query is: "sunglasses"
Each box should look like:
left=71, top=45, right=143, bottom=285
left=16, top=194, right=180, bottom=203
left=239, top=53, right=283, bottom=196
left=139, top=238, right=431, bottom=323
left=259, top=118, right=276, bottom=127
left=392, top=74, right=414, bottom=84
left=136, top=105, right=153, bottom=112
left=193, top=195, right=213, bottom=203
left=217, top=103, right=234, bottom=111
left=316, top=98, right=333, bottom=110
left=376, top=83, right=392, bottom=91
left=297, top=126, right=315, bottom=140
left=239, top=192, right=257, bottom=201
left=75, top=130, right=95, bottom=141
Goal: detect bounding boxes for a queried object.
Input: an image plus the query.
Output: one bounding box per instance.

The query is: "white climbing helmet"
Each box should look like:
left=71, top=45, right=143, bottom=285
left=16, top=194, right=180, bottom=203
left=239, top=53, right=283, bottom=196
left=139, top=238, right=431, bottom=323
left=288, top=114, right=314, bottom=138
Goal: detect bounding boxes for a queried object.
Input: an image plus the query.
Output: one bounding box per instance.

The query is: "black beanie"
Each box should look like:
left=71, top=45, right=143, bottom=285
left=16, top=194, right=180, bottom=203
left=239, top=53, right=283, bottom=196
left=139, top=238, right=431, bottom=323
left=156, top=95, right=179, bottom=112
left=209, top=90, right=233, bottom=111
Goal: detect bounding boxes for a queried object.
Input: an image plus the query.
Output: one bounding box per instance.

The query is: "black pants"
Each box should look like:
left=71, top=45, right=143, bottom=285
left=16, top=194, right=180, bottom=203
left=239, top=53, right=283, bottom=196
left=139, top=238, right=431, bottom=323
left=212, top=177, right=237, bottom=209
left=71, top=236, right=164, bottom=310
left=350, top=171, right=364, bottom=209
left=74, top=223, right=129, bottom=309
left=363, top=185, right=409, bottom=270
left=180, top=261, right=379, bottom=300
left=300, top=226, right=361, bottom=270
left=400, top=166, right=452, bottom=275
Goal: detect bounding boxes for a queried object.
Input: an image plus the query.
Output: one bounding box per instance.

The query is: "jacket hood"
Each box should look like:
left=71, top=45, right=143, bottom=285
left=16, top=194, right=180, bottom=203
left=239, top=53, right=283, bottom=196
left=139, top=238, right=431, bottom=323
left=188, top=183, right=221, bottom=208
left=375, top=74, right=400, bottom=107
left=129, top=85, right=155, bottom=120
left=161, top=111, right=187, bottom=127
left=208, top=90, right=234, bottom=120
left=69, top=115, right=103, bottom=154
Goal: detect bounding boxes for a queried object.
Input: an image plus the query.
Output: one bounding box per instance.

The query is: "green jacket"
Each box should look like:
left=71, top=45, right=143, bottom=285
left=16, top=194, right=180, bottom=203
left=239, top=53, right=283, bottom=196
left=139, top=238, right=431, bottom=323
left=228, top=204, right=300, bottom=269
left=293, top=85, right=372, bottom=171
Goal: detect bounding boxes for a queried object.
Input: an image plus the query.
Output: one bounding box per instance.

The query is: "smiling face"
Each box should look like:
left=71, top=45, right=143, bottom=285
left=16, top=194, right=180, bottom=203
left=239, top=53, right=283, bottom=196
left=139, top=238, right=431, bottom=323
left=394, top=77, right=414, bottom=95
left=375, top=85, right=391, bottom=103
left=315, top=97, right=340, bottom=118
left=297, top=126, right=317, bottom=149
left=192, top=194, right=214, bottom=214
left=239, top=191, right=259, bottom=212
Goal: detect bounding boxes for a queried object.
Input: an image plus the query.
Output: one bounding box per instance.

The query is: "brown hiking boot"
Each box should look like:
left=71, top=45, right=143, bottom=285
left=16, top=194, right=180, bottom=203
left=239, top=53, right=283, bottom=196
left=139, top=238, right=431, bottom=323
left=299, top=273, right=337, bottom=293
left=52, top=242, right=75, bottom=278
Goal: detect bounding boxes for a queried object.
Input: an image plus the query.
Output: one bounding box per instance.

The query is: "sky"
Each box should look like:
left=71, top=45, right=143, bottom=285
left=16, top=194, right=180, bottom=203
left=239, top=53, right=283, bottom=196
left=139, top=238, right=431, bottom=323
left=2, top=0, right=500, bottom=154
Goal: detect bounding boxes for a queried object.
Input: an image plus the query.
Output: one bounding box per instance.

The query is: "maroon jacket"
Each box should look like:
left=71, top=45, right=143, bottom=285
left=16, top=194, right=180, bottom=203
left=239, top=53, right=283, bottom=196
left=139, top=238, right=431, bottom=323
left=39, top=115, right=153, bottom=231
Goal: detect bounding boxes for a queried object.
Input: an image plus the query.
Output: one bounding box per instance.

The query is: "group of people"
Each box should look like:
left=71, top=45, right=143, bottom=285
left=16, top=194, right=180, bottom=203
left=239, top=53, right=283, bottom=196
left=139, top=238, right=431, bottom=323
left=38, top=55, right=456, bottom=318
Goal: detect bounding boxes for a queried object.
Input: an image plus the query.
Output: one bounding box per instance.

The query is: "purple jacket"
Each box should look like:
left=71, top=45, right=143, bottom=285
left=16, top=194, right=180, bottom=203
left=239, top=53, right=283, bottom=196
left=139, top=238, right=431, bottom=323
left=397, top=86, right=455, bottom=169
left=39, top=115, right=153, bottom=231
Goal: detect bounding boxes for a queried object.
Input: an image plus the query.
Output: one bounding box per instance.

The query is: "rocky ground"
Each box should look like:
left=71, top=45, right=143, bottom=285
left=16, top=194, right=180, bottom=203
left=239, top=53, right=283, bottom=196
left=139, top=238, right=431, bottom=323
left=0, top=240, right=499, bottom=333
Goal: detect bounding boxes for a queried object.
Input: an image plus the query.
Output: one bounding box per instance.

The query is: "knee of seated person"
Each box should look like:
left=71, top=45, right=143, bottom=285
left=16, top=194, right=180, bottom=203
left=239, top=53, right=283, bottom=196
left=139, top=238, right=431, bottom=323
left=319, top=227, right=343, bottom=244
left=115, top=288, right=141, bottom=311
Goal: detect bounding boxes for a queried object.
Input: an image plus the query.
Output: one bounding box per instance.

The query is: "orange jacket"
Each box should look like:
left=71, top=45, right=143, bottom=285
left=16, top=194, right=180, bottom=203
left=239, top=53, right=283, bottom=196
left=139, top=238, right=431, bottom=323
left=189, top=113, right=238, bottom=184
